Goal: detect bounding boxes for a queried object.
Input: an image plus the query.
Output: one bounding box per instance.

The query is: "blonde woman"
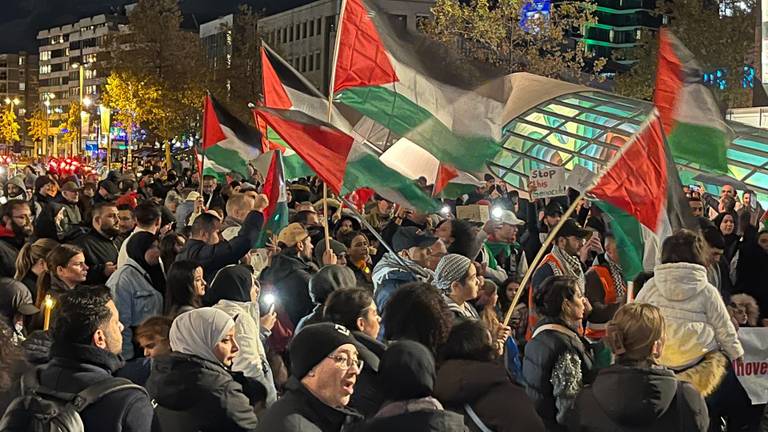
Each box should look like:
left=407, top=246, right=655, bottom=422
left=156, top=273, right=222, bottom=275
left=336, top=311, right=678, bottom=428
left=568, top=304, right=709, bottom=431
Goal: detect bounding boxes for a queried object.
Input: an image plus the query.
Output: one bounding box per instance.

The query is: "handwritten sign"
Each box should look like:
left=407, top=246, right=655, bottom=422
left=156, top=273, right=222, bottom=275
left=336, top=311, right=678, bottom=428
left=531, top=167, right=567, bottom=199
left=567, top=165, right=597, bottom=193
left=734, top=327, right=768, bottom=405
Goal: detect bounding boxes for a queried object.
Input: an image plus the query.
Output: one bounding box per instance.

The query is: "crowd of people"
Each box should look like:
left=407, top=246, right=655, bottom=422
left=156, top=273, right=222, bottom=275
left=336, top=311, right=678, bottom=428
left=0, top=159, right=764, bottom=431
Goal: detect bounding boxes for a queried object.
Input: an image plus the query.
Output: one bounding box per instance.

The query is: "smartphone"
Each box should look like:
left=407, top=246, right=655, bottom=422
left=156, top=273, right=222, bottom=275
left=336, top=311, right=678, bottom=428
left=688, top=184, right=701, bottom=193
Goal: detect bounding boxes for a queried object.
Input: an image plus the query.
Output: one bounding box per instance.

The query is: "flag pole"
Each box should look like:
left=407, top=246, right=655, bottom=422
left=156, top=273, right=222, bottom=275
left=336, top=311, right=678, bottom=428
left=322, top=0, right=349, bottom=253
left=501, top=192, right=585, bottom=328
left=199, top=94, right=209, bottom=201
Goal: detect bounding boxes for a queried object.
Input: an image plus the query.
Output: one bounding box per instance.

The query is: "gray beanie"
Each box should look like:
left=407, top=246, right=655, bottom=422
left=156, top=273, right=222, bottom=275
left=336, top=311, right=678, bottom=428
left=434, top=254, right=472, bottom=293
left=308, top=265, right=357, bottom=304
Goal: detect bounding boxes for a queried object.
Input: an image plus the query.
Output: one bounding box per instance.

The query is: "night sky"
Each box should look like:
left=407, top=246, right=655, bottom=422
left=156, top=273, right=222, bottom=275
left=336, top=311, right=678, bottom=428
left=0, top=0, right=311, bottom=53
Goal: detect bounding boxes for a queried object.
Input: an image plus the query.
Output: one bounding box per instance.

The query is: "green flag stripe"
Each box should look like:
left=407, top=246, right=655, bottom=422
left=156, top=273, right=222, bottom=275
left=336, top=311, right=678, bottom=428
left=667, top=122, right=728, bottom=173
left=595, top=201, right=645, bottom=281
left=336, top=86, right=500, bottom=173
left=255, top=203, right=289, bottom=248
left=205, top=145, right=249, bottom=177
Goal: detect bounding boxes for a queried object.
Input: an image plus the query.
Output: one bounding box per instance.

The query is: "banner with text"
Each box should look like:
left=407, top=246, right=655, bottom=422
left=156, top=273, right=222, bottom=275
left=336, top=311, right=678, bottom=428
left=531, top=167, right=567, bottom=199
left=733, top=327, right=768, bottom=405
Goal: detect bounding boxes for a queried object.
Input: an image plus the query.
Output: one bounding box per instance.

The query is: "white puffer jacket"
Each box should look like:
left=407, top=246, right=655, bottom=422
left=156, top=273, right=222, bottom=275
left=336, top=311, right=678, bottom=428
left=636, top=262, right=744, bottom=369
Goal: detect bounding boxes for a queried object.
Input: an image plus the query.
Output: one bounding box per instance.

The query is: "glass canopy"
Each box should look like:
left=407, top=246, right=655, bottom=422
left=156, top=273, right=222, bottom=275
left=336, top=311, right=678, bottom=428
left=488, top=90, right=768, bottom=201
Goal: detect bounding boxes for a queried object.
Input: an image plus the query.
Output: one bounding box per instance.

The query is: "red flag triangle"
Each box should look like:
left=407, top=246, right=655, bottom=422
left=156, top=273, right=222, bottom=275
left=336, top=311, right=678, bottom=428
left=202, top=95, right=226, bottom=150
left=433, top=163, right=458, bottom=197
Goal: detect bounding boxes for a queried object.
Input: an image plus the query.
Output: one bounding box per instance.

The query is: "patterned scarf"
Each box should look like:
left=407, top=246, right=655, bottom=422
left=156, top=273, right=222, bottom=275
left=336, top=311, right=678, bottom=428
left=605, top=255, right=627, bottom=297
left=551, top=245, right=586, bottom=294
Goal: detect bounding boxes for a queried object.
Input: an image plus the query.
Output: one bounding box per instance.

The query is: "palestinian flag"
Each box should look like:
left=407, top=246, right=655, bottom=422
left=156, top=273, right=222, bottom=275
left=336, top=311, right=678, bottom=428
left=255, top=106, right=439, bottom=212
left=654, top=29, right=731, bottom=172
left=253, top=150, right=289, bottom=248
left=201, top=94, right=263, bottom=178
left=332, top=0, right=504, bottom=174
left=256, top=44, right=439, bottom=212
left=588, top=110, right=695, bottom=280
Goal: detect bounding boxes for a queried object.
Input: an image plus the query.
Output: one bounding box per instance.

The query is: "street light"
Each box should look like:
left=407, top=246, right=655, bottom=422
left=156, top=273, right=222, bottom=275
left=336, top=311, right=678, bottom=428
left=82, top=96, right=92, bottom=107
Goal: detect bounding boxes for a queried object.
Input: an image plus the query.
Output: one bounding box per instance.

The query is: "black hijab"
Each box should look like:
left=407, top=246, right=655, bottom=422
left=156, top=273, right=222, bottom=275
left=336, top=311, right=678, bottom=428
left=126, top=232, right=165, bottom=294
left=207, top=264, right=253, bottom=305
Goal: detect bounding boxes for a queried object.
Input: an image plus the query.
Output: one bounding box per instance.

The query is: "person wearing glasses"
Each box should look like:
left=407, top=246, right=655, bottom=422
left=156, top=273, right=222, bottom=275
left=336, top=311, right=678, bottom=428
left=258, top=322, right=365, bottom=432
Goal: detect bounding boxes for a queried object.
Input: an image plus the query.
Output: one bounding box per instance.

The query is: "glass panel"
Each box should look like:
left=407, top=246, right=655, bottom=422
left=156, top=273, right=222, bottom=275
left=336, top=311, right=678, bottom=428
left=726, top=149, right=768, bottom=167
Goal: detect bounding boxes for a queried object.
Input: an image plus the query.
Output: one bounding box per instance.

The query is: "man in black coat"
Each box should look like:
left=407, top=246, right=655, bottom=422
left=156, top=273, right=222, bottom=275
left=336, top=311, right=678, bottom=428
left=202, top=175, right=227, bottom=213
left=257, top=323, right=364, bottom=432
left=73, top=201, right=122, bottom=285
left=175, top=210, right=263, bottom=285
left=28, top=286, right=155, bottom=431
left=0, top=200, right=33, bottom=278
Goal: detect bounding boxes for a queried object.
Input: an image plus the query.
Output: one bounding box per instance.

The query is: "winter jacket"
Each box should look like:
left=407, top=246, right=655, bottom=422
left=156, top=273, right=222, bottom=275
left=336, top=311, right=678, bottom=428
left=176, top=210, right=264, bottom=284
left=0, top=226, right=24, bottom=278
left=221, top=217, right=243, bottom=241
left=175, top=200, right=194, bottom=230
left=735, top=224, right=768, bottom=320
left=214, top=299, right=278, bottom=406
left=116, top=227, right=152, bottom=268
left=33, top=342, right=155, bottom=432
left=203, top=189, right=226, bottom=212
left=0, top=277, right=34, bottom=328
left=568, top=364, right=709, bottom=432
left=635, top=262, right=743, bottom=369
left=356, top=397, right=468, bottom=432
left=146, top=352, right=259, bottom=432
left=435, top=359, right=545, bottom=432
left=523, top=318, right=595, bottom=432
left=106, top=257, right=163, bottom=359
left=348, top=331, right=386, bottom=417
left=260, top=253, right=316, bottom=326
left=72, top=228, right=121, bottom=285
left=257, top=377, right=364, bottom=432
left=372, top=253, right=432, bottom=311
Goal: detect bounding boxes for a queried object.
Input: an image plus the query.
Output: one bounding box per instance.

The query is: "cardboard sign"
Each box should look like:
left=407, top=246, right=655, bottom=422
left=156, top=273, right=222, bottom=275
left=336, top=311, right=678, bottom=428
left=530, top=167, right=567, bottom=199
left=456, top=205, right=490, bottom=222
left=734, top=327, right=768, bottom=405
left=567, top=165, right=597, bottom=193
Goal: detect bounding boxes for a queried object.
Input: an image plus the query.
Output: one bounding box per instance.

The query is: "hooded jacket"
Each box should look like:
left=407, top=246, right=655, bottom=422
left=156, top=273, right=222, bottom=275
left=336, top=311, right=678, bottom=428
left=210, top=264, right=278, bottom=406
left=146, top=352, right=259, bottom=432
left=260, top=252, right=316, bottom=326
left=0, top=225, right=23, bottom=278
left=435, top=359, right=544, bottom=432
left=106, top=257, right=163, bottom=359
left=568, top=364, right=709, bottom=432
left=635, top=263, right=743, bottom=369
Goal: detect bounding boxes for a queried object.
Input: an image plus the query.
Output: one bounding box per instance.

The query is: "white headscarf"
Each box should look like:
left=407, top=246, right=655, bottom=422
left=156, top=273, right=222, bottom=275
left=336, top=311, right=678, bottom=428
left=170, top=307, right=235, bottom=365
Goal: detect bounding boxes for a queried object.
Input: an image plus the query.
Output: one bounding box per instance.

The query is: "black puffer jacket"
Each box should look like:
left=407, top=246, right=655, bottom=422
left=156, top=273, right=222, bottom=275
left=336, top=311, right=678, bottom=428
left=260, top=253, right=316, bottom=326
left=349, top=331, right=386, bottom=417
left=523, top=318, right=595, bottom=432
left=0, top=226, right=24, bottom=278
left=146, top=352, right=259, bottom=432
left=257, top=377, right=363, bottom=432
left=34, top=342, right=155, bottom=432
left=567, top=364, right=709, bottom=432
left=72, top=228, right=121, bottom=285
left=355, top=409, right=467, bottom=431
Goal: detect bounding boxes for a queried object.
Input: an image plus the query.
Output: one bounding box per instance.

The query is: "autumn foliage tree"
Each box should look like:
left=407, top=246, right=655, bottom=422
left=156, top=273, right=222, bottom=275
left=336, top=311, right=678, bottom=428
left=60, top=103, right=81, bottom=156
left=27, top=109, right=48, bottom=155
left=423, top=0, right=607, bottom=81
left=0, top=107, right=21, bottom=145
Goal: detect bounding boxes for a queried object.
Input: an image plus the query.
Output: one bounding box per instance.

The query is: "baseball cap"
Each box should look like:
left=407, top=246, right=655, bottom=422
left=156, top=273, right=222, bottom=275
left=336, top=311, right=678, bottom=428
left=544, top=201, right=564, bottom=217
left=277, top=223, right=309, bottom=247
left=434, top=253, right=473, bottom=292
left=61, top=181, right=79, bottom=193
left=185, top=191, right=201, bottom=202
left=17, top=303, right=40, bottom=316
left=557, top=218, right=592, bottom=239
left=289, top=323, right=360, bottom=379
left=392, top=226, right=438, bottom=252
left=497, top=209, right=525, bottom=226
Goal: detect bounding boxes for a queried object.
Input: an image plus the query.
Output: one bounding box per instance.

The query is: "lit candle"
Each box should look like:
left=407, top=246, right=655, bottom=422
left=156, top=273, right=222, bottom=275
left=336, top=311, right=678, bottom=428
left=43, top=295, right=54, bottom=331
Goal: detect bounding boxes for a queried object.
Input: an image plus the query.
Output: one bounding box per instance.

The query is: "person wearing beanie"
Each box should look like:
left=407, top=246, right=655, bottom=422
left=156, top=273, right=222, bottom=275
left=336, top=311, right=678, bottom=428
left=355, top=340, right=466, bottom=431
left=314, top=238, right=348, bottom=268
left=211, top=264, right=278, bottom=407
left=147, top=308, right=259, bottom=431
left=435, top=253, right=481, bottom=321
left=568, top=304, right=709, bottom=431
left=295, top=265, right=357, bottom=334
left=257, top=323, right=365, bottom=432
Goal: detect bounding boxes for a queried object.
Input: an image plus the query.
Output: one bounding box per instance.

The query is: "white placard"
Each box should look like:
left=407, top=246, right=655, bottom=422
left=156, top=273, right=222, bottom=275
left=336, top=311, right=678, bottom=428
left=530, top=167, right=567, bottom=199
left=566, top=164, right=597, bottom=193
left=734, top=327, right=768, bottom=405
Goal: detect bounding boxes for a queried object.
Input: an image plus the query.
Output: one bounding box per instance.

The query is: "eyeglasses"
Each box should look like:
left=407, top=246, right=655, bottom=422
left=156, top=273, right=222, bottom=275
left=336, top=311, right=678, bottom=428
left=327, top=353, right=364, bottom=371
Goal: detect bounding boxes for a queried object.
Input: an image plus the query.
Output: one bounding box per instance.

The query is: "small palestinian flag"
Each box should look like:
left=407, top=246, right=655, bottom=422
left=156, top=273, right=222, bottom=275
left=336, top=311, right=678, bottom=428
left=201, top=94, right=262, bottom=178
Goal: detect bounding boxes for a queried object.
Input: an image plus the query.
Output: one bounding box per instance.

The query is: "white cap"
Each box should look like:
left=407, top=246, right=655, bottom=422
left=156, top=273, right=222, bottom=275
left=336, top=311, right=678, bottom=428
left=497, top=209, right=525, bottom=226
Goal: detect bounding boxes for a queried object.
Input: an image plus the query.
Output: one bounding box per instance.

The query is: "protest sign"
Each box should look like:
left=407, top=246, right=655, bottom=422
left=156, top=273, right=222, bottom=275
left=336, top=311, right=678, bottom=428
left=530, top=167, right=567, bottom=199
left=456, top=205, right=490, bottom=223
left=567, top=165, right=597, bottom=193
left=733, top=327, right=768, bottom=405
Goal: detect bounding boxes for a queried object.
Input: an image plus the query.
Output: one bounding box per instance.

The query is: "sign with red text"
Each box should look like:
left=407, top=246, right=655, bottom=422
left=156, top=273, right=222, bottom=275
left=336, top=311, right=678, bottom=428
left=734, top=327, right=768, bottom=405
left=531, top=167, right=567, bottom=199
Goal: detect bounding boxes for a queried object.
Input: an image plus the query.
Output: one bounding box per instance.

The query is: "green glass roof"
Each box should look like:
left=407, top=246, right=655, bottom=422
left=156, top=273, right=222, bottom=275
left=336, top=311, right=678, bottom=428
left=489, top=90, right=768, bottom=200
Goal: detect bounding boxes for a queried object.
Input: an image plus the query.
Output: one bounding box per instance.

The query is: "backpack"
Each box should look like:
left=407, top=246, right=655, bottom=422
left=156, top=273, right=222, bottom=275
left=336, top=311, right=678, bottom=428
left=0, top=368, right=148, bottom=432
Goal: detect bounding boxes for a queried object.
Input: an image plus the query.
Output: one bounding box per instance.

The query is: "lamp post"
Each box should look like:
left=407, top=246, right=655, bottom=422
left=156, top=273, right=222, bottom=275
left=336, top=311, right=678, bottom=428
left=42, top=92, right=55, bottom=157
left=71, top=62, right=89, bottom=156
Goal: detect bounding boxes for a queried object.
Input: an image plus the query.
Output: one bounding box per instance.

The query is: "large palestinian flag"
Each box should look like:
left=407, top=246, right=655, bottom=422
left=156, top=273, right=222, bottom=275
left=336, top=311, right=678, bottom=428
left=588, top=110, right=695, bottom=280
left=654, top=29, right=731, bottom=172
left=201, top=94, right=263, bottom=178
left=332, top=0, right=504, bottom=174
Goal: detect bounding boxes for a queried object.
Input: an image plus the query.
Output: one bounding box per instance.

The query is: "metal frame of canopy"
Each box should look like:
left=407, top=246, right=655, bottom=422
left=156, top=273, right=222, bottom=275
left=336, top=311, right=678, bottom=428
left=488, top=88, right=768, bottom=203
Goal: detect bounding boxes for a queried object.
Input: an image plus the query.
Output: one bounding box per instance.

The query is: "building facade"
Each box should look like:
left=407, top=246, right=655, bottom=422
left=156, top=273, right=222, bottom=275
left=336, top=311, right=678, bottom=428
left=258, top=0, right=435, bottom=92
left=0, top=52, right=39, bottom=153
left=200, top=14, right=234, bottom=73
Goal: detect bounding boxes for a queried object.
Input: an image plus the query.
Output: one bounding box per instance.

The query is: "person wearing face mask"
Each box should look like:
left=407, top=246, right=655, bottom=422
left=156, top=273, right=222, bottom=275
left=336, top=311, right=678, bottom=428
left=523, top=276, right=595, bottom=432
left=72, top=202, right=122, bottom=285
left=106, top=232, right=164, bottom=359
left=147, top=307, right=258, bottom=432
left=210, top=264, right=279, bottom=408
left=0, top=200, right=34, bottom=278
left=568, top=304, right=709, bottom=432
left=257, top=322, right=365, bottom=432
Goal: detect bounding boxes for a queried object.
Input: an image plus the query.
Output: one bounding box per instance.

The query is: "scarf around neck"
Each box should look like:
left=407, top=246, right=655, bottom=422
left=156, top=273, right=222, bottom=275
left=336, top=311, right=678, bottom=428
left=551, top=245, right=585, bottom=293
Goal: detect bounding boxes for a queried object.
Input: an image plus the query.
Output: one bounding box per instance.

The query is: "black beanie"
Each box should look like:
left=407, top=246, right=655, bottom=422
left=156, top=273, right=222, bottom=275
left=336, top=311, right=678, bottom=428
left=289, top=323, right=358, bottom=379
left=379, top=340, right=435, bottom=401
